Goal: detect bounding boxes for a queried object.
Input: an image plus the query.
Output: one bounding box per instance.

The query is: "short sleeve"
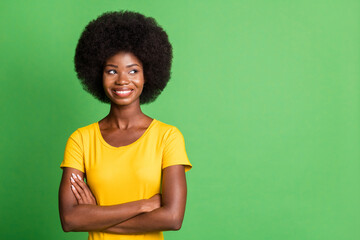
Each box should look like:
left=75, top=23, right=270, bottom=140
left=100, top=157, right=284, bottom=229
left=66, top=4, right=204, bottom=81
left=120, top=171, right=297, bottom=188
left=162, top=127, right=192, bottom=172
left=60, top=130, right=85, bottom=173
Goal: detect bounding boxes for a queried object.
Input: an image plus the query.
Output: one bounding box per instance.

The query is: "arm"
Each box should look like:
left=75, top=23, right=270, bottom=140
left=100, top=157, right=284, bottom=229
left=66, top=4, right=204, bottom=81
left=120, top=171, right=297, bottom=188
left=101, top=165, right=188, bottom=234
left=58, top=167, right=160, bottom=232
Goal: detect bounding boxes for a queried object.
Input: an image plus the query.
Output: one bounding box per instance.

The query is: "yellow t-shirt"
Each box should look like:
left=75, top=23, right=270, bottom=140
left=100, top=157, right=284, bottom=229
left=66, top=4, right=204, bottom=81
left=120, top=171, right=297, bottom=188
left=60, top=119, right=192, bottom=240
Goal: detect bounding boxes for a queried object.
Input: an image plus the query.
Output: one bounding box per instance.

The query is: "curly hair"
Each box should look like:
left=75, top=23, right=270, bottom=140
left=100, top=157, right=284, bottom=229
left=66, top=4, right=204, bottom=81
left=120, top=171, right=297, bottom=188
left=74, top=10, right=173, bottom=104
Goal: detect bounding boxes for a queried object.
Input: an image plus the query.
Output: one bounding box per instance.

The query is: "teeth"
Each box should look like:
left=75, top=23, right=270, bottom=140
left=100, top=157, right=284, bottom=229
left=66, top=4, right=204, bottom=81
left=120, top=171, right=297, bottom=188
left=116, top=90, right=131, bottom=93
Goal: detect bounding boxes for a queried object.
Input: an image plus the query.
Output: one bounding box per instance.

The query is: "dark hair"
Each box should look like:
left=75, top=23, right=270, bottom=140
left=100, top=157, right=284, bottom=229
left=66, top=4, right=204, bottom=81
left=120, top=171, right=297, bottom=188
left=74, top=10, right=173, bottom=104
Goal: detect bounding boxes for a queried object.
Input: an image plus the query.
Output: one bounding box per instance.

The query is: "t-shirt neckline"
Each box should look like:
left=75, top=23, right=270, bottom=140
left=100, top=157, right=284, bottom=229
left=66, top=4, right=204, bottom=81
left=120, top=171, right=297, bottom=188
left=96, top=119, right=157, bottom=149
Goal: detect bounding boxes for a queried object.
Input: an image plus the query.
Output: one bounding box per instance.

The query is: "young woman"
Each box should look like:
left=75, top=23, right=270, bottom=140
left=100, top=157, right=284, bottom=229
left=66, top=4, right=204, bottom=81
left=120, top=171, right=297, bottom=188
left=58, top=11, right=192, bottom=240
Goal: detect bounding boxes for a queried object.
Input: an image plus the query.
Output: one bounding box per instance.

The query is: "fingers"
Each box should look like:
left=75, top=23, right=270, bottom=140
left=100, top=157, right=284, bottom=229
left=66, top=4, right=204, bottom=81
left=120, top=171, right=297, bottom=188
left=70, top=175, right=85, bottom=203
left=70, top=173, right=96, bottom=205
left=70, top=183, right=83, bottom=204
left=71, top=173, right=92, bottom=199
left=71, top=174, right=88, bottom=203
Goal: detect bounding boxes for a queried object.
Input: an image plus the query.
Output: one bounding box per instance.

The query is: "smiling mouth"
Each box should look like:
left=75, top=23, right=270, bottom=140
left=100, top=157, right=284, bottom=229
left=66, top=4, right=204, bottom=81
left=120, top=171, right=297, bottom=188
left=113, top=89, right=134, bottom=98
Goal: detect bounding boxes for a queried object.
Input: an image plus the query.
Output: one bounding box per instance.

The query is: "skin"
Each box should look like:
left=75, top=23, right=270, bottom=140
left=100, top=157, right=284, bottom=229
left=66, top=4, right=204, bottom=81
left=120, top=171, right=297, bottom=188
left=58, top=51, right=188, bottom=234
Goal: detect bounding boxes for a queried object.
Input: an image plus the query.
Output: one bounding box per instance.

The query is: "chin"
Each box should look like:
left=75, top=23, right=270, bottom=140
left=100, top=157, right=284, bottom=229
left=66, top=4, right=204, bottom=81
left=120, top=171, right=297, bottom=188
left=114, top=98, right=140, bottom=106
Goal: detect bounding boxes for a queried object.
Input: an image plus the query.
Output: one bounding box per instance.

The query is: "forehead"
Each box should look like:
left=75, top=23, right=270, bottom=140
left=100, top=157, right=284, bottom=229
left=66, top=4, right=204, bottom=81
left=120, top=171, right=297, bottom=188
left=105, top=51, right=142, bottom=66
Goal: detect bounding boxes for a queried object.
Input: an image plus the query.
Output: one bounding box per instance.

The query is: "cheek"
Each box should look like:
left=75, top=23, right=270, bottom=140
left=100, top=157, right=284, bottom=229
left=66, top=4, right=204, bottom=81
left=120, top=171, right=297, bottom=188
left=102, top=75, right=113, bottom=87
left=136, top=81, right=145, bottom=93
left=102, top=77, right=113, bottom=96
left=132, top=75, right=144, bottom=87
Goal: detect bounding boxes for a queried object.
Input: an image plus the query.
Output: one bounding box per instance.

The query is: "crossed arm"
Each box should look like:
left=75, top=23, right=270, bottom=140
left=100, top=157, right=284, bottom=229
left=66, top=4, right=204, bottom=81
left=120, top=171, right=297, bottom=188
left=58, top=165, right=187, bottom=234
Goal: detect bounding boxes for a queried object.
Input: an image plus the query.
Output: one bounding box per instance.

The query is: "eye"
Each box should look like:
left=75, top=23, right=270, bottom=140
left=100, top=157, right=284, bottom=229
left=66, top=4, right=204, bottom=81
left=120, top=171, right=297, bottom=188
left=129, top=69, right=138, bottom=74
left=107, top=69, right=116, bottom=75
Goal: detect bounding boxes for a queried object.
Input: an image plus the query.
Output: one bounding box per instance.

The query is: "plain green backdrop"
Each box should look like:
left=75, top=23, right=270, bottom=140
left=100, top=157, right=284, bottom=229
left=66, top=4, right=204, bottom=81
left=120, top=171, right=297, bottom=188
left=0, top=0, right=359, bottom=239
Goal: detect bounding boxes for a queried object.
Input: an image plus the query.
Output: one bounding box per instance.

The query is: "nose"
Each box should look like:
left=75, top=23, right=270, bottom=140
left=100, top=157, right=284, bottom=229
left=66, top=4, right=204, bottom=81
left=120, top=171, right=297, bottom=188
left=115, top=72, right=130, bottom=85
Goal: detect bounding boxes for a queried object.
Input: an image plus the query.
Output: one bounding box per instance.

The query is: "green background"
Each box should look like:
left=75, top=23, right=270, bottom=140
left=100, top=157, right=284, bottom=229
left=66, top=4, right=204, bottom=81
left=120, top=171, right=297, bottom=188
left=1, top=0, right=359, bottom=239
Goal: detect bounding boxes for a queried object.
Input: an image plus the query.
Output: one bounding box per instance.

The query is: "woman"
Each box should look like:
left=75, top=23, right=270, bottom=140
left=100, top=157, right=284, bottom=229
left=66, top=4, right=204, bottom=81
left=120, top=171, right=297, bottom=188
left=58, top=11, right=192, bottom=240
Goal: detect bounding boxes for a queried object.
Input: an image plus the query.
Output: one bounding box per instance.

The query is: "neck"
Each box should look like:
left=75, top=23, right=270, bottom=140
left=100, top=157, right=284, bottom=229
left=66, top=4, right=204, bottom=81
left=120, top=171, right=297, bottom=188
left=102, top=100, right=146, bottom=129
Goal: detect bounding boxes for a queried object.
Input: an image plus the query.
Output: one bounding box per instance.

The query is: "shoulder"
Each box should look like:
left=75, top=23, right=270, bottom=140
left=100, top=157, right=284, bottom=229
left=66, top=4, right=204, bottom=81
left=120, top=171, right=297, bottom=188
left=154, top=119, right=183, bottom=134
left=67, top=122, right=97, bottom=140
left=77, top=122, right=97, bottom=133
left=153, top=119, right=186, bottom=142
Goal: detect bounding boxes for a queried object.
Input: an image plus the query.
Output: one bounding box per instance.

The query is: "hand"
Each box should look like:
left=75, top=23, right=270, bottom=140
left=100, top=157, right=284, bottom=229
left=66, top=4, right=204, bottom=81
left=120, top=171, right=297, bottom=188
left=143, top=193, right=161, bottom=212
left=70, top=173, right=97, bottom=205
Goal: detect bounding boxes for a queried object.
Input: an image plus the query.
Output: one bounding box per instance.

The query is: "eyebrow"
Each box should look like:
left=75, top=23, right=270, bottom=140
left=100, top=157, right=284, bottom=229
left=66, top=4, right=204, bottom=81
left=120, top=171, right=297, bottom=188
left=104, top=63, right=140, bottom=68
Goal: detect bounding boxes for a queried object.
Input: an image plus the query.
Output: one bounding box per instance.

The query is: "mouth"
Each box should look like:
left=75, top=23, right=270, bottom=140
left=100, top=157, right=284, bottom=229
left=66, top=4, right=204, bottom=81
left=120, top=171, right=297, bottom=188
left=113, top=89, right=134, bottom=98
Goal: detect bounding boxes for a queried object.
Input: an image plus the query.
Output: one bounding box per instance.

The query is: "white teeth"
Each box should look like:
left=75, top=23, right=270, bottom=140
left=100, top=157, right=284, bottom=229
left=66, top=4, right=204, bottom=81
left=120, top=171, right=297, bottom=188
left=116, top=90, right=131, bottom=93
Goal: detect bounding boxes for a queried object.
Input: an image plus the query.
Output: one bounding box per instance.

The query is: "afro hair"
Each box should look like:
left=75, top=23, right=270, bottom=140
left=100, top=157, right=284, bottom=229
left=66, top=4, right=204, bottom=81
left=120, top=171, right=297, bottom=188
left=74, top=10, right=173, bottom=104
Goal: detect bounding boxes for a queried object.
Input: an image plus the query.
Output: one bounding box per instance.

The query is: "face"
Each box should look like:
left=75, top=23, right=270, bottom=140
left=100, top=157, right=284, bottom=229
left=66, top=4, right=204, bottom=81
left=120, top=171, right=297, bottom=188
left=103, top=51, right=144, bottom=106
